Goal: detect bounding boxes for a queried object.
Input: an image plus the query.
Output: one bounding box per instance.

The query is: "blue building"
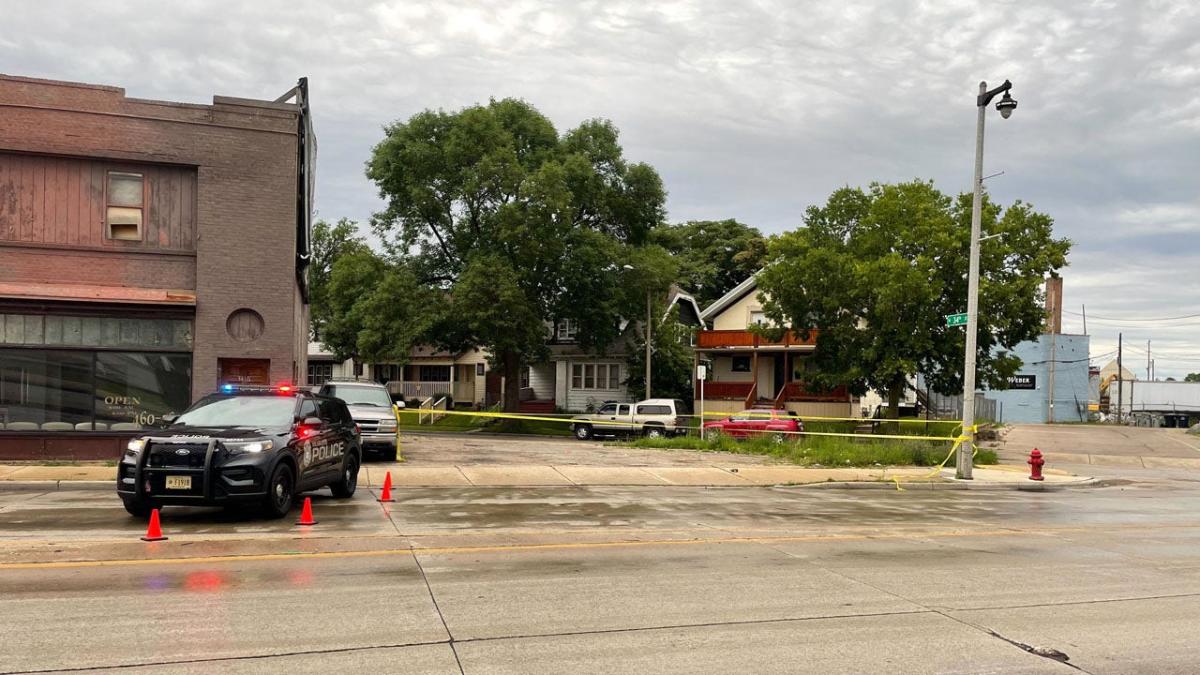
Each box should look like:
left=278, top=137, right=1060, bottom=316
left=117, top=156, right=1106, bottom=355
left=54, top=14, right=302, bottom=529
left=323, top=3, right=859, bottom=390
left=986, top=333, right=1091, bottom=424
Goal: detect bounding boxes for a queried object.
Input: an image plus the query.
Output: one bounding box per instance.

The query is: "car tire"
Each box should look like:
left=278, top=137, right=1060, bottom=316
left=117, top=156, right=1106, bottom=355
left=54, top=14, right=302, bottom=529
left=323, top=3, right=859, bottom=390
left=261, top=462, right=295, bottom=519
left=122, top=496, right=154, bottom=518
left=574, top=424, right=593, bottom=441
left=643, top=426, right=665, bottom=439
left=330, top=454, right=359, bottom=498
left=771, top=433, right=787, bottom=444
left=705, top=428, right=721, bottom=441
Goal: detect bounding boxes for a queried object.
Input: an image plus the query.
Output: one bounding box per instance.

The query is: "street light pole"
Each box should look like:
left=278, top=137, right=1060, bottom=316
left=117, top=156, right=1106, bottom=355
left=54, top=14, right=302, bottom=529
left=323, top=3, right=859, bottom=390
left=959, top=79, right=1016, bottom=480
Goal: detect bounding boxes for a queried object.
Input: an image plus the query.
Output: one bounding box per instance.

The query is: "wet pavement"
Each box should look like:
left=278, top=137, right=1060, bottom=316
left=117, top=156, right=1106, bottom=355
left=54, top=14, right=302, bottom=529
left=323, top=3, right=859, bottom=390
left=1, top=472, right=1200, bottom=673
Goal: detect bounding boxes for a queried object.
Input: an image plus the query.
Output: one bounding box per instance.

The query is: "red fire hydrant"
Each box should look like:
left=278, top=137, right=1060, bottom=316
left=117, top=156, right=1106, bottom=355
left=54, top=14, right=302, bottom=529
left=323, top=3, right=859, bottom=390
left=1028, top=448, right=1045, bottom=481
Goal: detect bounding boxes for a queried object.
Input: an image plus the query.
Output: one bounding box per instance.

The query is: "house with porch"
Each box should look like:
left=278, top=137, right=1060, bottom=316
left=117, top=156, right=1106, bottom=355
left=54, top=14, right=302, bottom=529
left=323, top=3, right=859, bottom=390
left=306, top=342, right=488, bottom=407
left=695, top=276, right=859, bottom=417
left=521, top=287, right=706, bottom=413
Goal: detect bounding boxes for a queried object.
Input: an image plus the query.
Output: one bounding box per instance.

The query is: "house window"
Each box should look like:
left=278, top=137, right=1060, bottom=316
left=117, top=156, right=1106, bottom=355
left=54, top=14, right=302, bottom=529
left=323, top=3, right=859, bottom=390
left=520, top=367, right=531, bottom=389
left=106, top=172, right=144, bottom=241
left=571, top=363, right=621, bottom=390
left=731, top=356, right=752, bottom=372
left=556, top=319, right=578, bottom=341
left=476, top=363, right=485, bottom=377
left=307, top=362, right=334, bottom=386
left=418, top=365, right=450, bottom=382
left=374, top=364, right=401, bottom=384
left=749, top=310, right=767, bottom=326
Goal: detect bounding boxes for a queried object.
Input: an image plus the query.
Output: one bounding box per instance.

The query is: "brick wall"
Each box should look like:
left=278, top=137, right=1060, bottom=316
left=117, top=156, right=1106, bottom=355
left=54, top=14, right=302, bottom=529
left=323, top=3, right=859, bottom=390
left=0, top=75, right=308, bottom=401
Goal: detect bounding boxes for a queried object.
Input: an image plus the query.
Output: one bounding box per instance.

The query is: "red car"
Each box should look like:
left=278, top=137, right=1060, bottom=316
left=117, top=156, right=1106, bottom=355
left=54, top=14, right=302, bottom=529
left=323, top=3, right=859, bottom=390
left=703, top=408, right=804, bottom=441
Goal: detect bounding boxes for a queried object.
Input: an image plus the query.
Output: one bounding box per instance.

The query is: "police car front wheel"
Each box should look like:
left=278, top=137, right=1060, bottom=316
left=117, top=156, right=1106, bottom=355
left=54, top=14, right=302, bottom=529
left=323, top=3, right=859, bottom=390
left=262, top=463, right=295, bottom=519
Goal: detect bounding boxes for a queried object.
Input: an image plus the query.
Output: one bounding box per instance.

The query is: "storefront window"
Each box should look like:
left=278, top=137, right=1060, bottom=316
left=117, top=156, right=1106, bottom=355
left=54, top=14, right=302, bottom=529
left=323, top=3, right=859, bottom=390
left=0, top=348, right=191, bottom=431
left=94, top=352, right=191, bottom=428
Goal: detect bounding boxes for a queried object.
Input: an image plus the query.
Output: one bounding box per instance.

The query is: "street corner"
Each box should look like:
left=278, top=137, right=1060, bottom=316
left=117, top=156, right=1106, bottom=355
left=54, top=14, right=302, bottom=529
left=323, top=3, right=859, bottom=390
left=939, top=464, right=1097, bottom=490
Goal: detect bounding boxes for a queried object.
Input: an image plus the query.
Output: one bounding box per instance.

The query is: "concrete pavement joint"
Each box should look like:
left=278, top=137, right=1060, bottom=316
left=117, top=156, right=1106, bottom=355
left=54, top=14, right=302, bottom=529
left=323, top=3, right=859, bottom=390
left=0, top=638, right=453, bottom=675
left=410, top=545, right=464, bottom=675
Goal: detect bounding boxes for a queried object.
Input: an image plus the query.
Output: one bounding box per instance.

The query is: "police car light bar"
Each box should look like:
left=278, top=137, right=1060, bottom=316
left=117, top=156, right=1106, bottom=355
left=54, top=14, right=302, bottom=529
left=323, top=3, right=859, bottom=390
left=217, top=384, right=296, bottom=394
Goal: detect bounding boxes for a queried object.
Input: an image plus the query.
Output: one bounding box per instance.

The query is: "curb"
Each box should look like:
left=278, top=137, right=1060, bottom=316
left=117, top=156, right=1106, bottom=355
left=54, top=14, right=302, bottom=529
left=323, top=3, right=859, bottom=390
left=0, top=478, right=1098, bottom=492
left=0, top=480, right=112, bottom=492
left=790, top=477, right=1099, bottom=491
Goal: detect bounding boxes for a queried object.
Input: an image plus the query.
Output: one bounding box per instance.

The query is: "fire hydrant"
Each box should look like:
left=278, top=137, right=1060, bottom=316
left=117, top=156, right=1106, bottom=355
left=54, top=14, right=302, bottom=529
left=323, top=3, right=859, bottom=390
left=1028, top=448, right=1045, bottom=481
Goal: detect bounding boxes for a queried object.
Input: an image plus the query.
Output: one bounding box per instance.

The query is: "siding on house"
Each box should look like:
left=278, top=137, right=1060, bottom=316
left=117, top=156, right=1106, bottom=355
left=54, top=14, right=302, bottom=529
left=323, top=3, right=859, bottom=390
left=555, top=358, right=629, bottom=411
left=527, top=362, right=555, bottom=401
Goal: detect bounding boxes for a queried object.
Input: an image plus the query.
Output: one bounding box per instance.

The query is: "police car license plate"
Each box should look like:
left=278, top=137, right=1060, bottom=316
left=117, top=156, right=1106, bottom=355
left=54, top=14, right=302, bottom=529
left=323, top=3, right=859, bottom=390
left=165, top=476, right=192, bottom=490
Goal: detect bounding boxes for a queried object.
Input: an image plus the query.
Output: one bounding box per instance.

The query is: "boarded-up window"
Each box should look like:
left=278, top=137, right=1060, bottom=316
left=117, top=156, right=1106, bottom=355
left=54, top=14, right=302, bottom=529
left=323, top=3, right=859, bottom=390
left=106, top=172, right=144, bottom=241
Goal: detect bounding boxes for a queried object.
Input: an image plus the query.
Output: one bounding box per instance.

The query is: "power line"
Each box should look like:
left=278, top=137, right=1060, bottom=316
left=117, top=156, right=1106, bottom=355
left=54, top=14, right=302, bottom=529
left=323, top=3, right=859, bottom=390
left=1062, top=309, right=1200, bottom=323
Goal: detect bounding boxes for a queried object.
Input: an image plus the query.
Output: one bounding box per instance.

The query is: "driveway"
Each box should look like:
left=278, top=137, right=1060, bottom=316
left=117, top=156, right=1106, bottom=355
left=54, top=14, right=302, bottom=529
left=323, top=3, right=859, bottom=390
left=994, top=424, right=1200, bottom=469
left=396, top=432, right=780, bottom=467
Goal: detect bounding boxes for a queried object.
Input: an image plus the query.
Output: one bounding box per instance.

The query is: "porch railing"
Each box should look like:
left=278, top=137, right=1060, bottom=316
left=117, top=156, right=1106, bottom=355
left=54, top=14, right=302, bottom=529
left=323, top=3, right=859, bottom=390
left=400, top=381, right=452, bottom=399
left=695, top=329, right=818, bottom=349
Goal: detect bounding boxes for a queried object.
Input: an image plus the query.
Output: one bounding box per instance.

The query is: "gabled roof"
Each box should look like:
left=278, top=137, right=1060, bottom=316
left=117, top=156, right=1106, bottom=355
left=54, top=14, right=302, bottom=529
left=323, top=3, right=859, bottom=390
left=700, top=273, right=759, bottom=322
left=666, top=286, right=705, bottom=329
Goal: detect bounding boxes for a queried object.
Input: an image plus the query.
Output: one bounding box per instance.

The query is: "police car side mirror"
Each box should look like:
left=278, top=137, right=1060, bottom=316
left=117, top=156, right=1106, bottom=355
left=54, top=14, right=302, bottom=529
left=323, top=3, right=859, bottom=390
left=161, top=414, right=177, bottom=425
left=299, top=416, right=323, bottom=428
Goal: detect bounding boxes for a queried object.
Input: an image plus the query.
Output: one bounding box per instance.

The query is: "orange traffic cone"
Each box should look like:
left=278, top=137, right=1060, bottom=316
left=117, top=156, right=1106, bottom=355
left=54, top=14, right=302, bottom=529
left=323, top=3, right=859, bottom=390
left=296, top=496, right=318, bottom=526
left=141, top=508, right=168, bottom=541
left=378, top=471, right=395, bottom=502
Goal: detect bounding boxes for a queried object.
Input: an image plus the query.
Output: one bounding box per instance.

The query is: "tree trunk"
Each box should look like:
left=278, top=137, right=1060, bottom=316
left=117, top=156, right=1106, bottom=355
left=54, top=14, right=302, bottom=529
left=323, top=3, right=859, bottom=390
left=885, top=374, right=905, bottom=435
left=501, top=350, right=522, bottom=413
left=886, top=375, right=904, bottom=420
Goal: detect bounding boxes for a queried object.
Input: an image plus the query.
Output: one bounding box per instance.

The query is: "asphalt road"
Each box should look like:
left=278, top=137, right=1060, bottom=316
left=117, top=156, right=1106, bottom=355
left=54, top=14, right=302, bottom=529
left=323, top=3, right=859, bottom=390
left=3, top=476, right=1200, bottom=673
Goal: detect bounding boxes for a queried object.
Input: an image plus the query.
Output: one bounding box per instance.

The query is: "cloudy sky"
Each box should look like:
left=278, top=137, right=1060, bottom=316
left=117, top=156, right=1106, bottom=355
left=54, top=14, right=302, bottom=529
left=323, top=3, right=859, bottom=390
left=4, top=0, right=1197, bottom=377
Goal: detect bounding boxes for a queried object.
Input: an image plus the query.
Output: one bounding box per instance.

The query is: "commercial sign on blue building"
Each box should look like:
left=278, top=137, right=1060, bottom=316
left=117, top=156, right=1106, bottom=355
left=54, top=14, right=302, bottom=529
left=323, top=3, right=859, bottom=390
left=986, top=333, right=1091, bottom=424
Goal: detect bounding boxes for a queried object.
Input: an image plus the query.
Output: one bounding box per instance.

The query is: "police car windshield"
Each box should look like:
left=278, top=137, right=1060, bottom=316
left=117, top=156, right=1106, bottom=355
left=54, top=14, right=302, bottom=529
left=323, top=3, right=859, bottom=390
left=173, top=396, right=297, bottom=428
left=324, top=385, right=392, bottom=407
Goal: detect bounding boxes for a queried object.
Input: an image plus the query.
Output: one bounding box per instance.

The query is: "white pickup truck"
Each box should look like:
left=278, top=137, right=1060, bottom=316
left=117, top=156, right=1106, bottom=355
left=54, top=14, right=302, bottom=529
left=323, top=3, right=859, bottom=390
left=570, top=398, right=690, bottom=440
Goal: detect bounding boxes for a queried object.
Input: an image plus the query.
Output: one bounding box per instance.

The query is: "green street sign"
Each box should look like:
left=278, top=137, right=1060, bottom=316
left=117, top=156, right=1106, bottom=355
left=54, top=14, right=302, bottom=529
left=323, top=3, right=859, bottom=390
left=946, top=313, right=969, bottom=327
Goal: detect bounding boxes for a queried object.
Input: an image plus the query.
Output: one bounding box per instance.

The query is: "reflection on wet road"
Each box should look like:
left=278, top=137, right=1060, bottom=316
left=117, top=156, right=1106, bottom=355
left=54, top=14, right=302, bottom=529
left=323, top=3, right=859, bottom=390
left=2, top=478, right=1200, bottom=673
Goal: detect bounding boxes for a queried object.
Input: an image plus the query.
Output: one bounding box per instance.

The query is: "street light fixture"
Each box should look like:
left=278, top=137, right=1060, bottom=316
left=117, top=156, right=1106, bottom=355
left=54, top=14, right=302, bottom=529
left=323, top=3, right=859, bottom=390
left=958, top=79, right=1017, bottom=481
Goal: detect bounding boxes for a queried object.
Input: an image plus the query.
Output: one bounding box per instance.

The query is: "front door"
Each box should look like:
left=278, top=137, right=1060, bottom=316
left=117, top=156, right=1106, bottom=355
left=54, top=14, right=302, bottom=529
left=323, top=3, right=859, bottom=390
left=218, top=358, right=270, bottom=387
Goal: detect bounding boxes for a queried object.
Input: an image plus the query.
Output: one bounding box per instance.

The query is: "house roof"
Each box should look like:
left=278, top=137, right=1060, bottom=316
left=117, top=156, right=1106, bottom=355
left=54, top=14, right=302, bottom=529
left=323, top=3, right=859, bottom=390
left=700, top=274, right=759, bottom=321
left=666, top=286, right=705, bottom=328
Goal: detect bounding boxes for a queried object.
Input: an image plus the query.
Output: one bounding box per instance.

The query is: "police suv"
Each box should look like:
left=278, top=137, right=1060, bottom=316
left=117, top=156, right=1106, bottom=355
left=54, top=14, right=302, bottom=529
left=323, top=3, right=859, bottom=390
left=117, top=385, right=361, bottom=519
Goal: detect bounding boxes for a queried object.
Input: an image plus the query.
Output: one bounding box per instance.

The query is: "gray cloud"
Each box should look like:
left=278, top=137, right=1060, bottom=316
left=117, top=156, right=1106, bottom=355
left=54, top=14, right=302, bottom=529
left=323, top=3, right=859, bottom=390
left=3, top=0, right=1198, bottom=376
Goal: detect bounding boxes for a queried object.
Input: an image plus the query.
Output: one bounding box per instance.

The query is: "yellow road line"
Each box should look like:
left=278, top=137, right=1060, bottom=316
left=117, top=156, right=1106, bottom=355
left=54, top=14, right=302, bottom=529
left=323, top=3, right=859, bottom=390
left=4, top=522, right=1199, bottom=571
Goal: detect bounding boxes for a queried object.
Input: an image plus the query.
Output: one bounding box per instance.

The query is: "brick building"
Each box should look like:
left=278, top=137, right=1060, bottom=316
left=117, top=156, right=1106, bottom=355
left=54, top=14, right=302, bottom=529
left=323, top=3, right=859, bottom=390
left=0, top=74, right=315, bottom=458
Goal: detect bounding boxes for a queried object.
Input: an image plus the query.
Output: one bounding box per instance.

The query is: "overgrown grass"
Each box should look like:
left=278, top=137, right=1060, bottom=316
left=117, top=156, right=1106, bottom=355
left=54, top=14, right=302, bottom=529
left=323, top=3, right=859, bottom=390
left=484, top=418, right=572, bottom=436
left=622, top=433, right=997, bottom=467
left=396, top=410, right=572, bottom=437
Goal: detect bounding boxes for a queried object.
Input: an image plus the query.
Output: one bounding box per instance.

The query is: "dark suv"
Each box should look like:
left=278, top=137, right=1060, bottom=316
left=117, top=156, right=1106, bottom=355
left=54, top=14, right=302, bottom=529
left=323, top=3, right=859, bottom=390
left=116, top=386, right=362, bottom=518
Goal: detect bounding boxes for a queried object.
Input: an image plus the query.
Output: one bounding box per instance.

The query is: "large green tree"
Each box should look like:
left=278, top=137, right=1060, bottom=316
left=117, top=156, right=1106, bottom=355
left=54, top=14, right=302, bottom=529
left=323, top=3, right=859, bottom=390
left=652, top=219, right=767, bottom=308
left=308, top=218, right=370, bottom=341
left=367, top=98, right=670, bottom=410
left=319, top=247, right=433, bottom=367
left=1185, top=373, right=1200, bottom=383
left=756, top=180, right=1071, bottom=417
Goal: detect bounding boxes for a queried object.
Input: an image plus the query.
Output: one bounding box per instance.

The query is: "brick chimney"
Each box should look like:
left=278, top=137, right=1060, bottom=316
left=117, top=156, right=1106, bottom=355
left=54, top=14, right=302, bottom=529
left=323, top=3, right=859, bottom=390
left=1045, top=276, right=1063, bottom=334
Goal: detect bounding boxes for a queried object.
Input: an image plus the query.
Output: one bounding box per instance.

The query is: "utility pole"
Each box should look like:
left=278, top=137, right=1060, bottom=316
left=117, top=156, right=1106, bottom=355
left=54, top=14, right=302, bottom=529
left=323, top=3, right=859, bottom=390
left=1117, top=332, right=1123, bottom=423
left=958, top=78, right=1017, bottom=480
left=1047, top=331, right=1057, bottom=423
left=1147, top=340, right=1151, bottom=381
left=645, top=288, right=652, bottom=400
left=1082, top=304, right=1087, bottom=335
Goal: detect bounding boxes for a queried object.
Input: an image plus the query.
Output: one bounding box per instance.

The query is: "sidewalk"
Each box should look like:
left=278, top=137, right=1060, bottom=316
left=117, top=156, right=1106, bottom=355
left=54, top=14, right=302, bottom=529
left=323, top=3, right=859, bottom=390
left=0, top=462, right=1092, bottom=490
